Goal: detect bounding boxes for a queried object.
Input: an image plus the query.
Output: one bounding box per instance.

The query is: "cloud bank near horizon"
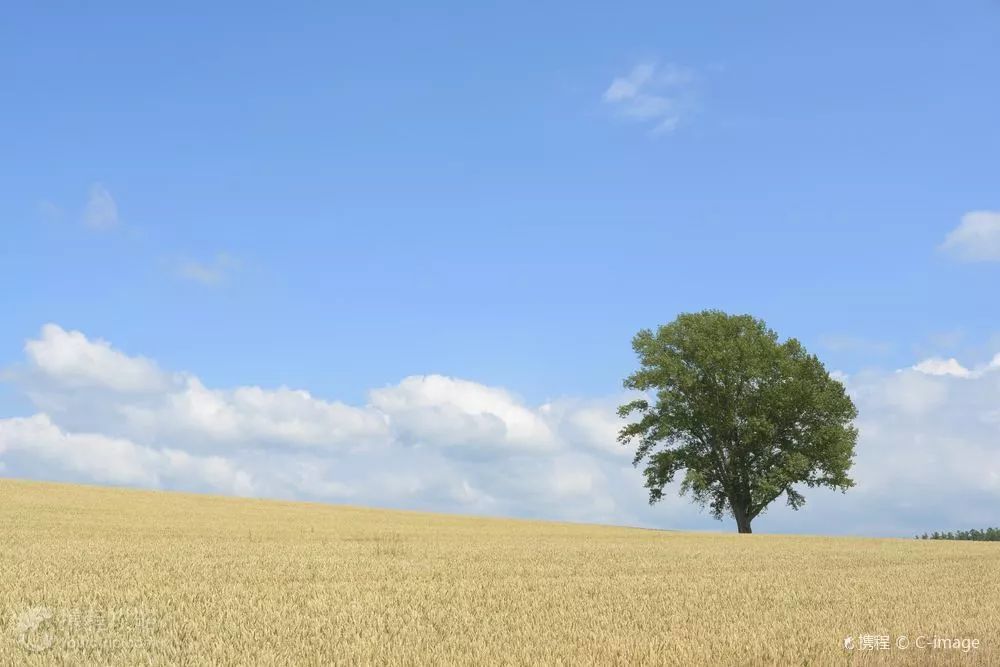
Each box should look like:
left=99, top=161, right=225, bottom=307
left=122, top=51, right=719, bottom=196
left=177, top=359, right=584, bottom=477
left=1, top=324, right=998, bottom=536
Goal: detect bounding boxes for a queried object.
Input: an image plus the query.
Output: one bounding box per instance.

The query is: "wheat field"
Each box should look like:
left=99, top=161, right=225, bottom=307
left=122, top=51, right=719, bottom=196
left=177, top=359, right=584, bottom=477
left=1, top=478, right=996, bottom=665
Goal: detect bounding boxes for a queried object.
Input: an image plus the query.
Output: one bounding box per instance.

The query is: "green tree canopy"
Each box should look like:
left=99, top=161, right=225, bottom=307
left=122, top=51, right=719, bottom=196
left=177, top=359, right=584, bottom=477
left=618, top=310, right=857, bottom=533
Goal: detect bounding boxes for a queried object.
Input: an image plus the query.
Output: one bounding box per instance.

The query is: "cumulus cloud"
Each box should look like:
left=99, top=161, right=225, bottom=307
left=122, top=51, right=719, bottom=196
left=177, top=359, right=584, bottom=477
left=910, top=354, right=1000, bottom=379
left=603, top=61, right=697, bottom=135
left=539, top=399, right=631, bottom=458
left=855, top=369, right=948, bottom=415
left=2, top=325, right=631, bottom=520
left=25, top=324, right=170, bottom=393
left=941, top=211, right=1000, bottom=262
left=912, top=357, right=973, bottom=378
left=128, top=378, right=392, bottom=451
left=17, top=325, right=389, bottom=452
left=370, top=375, right=557, bottom=454
left=83, top=183, right=120, bottom=230
left=798, top=365, right=1000, bottom=536
left=0, top=414, right=253, bottom=495
left=2, top=324, right=999, bottom=536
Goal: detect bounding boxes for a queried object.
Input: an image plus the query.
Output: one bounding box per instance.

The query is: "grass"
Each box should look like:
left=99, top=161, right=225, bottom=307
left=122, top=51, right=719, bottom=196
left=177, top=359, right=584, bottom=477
left=1, top=478, right=996, bottom=665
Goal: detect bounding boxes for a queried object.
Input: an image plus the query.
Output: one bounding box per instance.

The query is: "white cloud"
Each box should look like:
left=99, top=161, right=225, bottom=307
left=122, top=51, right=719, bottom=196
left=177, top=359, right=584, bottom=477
left=941, top=211, right=1000, bottom=262
left=24, top=324, right=169, bottom=393
left=912, top=357, right=973, bottom=378
left=18, top=325, right=389, bottom=452
left=175, top=253, right=241, bottom=286
left=603, top=62, right=697, bottom=135
left=124, top=377, right=392, bottom=451
left=550, top=458, right=602, bottom=497
left=872, top=370, right=948, bottom=415
left=370, top=375, right=556, bottom=453
left=2, top=324, right=1000, bottom=537
left=910, top=354, right=1000, bottom=379
left=83, top=183, right=119, bottom=230
left=1, top=325, right=643, bottom=522
left=539, top=398, right=631, bottom=458
left=0, top=414, right=253, bottom=495
left=811, top=363, right=1000, bottom=535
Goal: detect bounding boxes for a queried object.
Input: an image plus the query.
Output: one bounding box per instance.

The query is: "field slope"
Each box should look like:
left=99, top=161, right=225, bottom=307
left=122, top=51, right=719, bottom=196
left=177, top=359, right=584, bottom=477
left=1, top=478, right=995, bottom=665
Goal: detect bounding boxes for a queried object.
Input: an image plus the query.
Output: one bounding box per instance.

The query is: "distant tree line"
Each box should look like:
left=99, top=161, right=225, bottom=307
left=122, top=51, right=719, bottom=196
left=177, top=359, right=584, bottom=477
left=917, top=528, right=1000, bottom=541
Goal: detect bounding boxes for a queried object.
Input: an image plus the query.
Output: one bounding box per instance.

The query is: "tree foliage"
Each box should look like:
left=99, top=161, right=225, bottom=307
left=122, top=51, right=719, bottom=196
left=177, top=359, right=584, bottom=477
left=618, top=310, right=857, bottom=533
left=918, top=528, right=1000, bottom=541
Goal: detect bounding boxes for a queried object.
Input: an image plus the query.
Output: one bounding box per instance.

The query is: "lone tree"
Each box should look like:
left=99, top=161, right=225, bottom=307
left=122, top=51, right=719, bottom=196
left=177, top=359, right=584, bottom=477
left=618, top=310, right=857, bottom=533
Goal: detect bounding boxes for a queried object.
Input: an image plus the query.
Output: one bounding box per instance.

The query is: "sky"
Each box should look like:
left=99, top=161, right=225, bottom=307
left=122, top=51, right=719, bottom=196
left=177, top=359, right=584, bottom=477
left=1, top=2, right=998, bottom=536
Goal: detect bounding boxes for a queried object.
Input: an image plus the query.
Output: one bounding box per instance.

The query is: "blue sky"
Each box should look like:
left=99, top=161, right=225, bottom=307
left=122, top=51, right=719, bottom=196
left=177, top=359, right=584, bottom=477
left=2, top=3, right=999, bottom=535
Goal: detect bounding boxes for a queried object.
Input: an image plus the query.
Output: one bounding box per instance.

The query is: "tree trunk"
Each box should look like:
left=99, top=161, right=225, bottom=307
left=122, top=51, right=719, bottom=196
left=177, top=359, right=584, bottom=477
left=732, top=505, right=753, bottom=534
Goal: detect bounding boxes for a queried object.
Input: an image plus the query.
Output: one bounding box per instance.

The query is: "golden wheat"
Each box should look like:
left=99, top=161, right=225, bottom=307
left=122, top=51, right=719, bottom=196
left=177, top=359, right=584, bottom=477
left=1, top=478, right=996, bottom=665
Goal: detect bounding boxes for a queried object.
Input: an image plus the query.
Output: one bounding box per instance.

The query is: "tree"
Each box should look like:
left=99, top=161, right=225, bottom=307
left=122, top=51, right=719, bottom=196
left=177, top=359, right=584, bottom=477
left=918, top=527, right=1000, bottom=541
left=617, top=310, right=857, bottom=533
